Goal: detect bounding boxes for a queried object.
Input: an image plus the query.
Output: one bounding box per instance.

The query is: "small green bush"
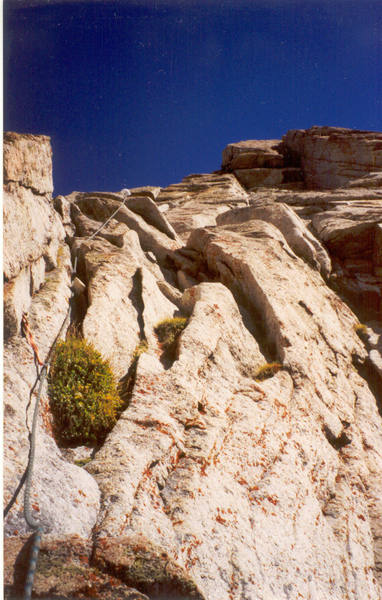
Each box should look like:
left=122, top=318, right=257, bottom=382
left=154, top=317, right=188, bottom=353
left=254, top=362, right=283, bottom=381
left=48, top=336, right=122, bottom=445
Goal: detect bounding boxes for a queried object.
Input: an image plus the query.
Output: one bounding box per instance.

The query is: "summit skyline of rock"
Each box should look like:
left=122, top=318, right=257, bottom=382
left=4, top=126, right=382, bottom=600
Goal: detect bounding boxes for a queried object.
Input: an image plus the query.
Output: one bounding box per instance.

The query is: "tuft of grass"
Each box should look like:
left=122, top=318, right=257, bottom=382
left=254, top=362, right=283, bottom=381
left=154, top=317, right=188, bottom=353
left=133, top=339, right=149, bottom=358
left=74, top=457, right=92, bottom=467
left=48, top=336, right=122, bottom=446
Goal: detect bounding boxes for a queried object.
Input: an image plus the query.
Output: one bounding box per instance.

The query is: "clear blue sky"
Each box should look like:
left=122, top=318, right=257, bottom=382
left=4, top=0, right=382, bottom=196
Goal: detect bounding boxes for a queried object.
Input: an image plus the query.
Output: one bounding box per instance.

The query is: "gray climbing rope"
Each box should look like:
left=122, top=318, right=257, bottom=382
left=23, top=368, right=45, bottom=600
left=22, top=291, right=72, bottom=600
left=18, top=190, right=131, bottom=600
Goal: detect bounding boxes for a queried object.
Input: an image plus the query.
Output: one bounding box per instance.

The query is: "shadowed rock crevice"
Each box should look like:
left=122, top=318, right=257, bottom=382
left=353, top=356, right=382, bottom=418
left=165, top=241, right=280, bottom=362
left=93, top=537, right=205, bottom=600
left=154, top=316, right=188, bottom=369
left=118, top=346, right=144, bottom=409
left=5, top=535, right=36, bottom=600
left=323, top=424, right=352, bottom=450
left=186, top=228, right=289, bottom=363
left=129, top=268, right=146, bottom=342
left=219, top=281, right=278, bottom=363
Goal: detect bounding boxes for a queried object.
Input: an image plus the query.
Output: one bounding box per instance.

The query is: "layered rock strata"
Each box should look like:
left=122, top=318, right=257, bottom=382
left=4, top=128, right=382, bottom=600
left=282, top=126, right=382, bottom=189
left=221, top=138, right=304, bottom=191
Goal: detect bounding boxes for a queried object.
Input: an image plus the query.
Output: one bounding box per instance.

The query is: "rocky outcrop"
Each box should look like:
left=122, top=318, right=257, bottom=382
left=223, top=127, right=382, bottom=195
left=3, top=133, right=65, bottom=339
left=222, top=139, right=285, bottom=170
left=221, top=128, right=382, bottom=322
left=4, top=128, right=382, bottom=600
left=221, top=138, right=304, bottom=191
left=156, top=172, right=249, bottom=240
left=3, top=135, right=100, bottom=549
left=283, top=126, right=382, bottom=189
left=3, top=131, right=53, bottom=195
left=216, top=202, right=332, bottom=278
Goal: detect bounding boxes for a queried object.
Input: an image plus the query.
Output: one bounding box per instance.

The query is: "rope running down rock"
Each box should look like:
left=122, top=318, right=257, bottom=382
left=18, top=190, right=131, bottom=600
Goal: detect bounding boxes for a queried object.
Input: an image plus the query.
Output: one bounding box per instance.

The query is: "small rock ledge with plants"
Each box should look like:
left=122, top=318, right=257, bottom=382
left=3, top=127, right=382, bottom=600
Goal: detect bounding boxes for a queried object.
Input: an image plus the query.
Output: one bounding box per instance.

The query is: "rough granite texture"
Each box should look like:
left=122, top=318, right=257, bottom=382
left=282, top=126, right=382, bottom=189
left=4, top=128, right=382, bottom=600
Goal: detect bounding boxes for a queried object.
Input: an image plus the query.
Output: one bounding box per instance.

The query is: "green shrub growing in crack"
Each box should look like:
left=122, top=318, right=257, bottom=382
left=154, top=317, right=188, bottom=354
left=48, top=336, right=122, bottom=446
left=254, top=362, right=283, bottom=381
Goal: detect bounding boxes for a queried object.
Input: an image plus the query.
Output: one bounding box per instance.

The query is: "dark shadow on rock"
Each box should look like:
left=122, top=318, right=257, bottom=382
left=158, top=265, right=179, bottom=290
left=328, top=274, right=381, bottom=324
left=323, top=424, right=352, bottom=450
left=6, top=534, right=36, bottom=600
left=3, top=468, right=27, bottom=520
left=70, top=291, right=88, bottom=331
left=129, top=268, right=145, bottom=340
left=118, top=356, right=139, bottom=409
left=157, top=342, right=179, bottom=371
left=353, top=354, right=382, bottom=418
left=224, top=285, right=278, bottom=363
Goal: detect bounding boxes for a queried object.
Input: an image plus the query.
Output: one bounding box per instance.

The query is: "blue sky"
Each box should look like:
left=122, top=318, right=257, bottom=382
left=4, top=0, right=382, bottom=195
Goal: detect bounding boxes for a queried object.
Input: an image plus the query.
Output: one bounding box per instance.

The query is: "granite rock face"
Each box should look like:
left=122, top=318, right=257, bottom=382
left=216, top=202, right=332, bottom=278
left=222, top=128, right=382, bottom=322
left=3, top=134, right=101, bottom=548
left=3, top=132, right=65, bottom=342
left=221, top=139, right=285, bottom=170
left=283, top=126, right=382, bottom=189
left=3, top=131, right=54, bottom=195
left=4, top=128, right=382, bottom=600
left=156, top=172, right=249, bottom=240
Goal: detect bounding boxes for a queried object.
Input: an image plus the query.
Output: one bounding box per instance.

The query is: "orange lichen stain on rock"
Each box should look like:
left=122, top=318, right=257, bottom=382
left=274, top=398, right=288, bottom=419
left=216, top=514, right=227, bottom=525
left=249, top=485, right=259, bottom=492
left=237, top=477, right=248, bottom=486
left=267, top=495, right=278, bottom=505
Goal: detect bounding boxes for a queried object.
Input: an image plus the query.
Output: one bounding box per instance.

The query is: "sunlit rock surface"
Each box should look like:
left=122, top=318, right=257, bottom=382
left=282, top=126, right=382, bottom=189
left=4, top=128, right=382, bottom=600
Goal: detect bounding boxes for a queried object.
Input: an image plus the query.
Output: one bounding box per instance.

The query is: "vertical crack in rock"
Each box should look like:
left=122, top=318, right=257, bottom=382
left=129, top=268, right=146, bottom=342
left=118, top=269, right=147, bottom=408
left=118, top=357, right=140, bottom=409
